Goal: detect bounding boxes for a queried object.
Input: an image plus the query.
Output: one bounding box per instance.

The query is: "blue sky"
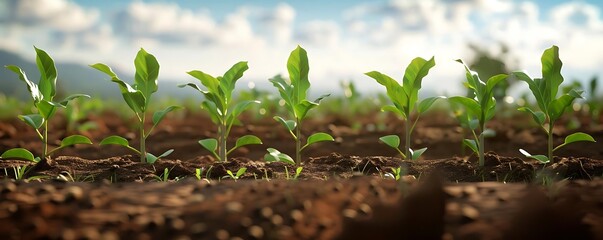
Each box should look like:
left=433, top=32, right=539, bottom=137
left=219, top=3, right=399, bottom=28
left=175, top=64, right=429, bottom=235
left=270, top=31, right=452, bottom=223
left=1, top=0, right=602, bottom=96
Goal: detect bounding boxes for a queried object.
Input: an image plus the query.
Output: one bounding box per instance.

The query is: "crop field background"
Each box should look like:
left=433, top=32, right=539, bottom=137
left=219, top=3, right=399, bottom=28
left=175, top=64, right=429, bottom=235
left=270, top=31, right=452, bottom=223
left=1, top=1, right=603, bottom=240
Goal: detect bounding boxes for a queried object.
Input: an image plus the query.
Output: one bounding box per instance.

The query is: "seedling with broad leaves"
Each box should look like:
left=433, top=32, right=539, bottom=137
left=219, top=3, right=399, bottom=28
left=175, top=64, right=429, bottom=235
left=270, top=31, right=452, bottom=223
left=223, top=167, right=247, bottom=182
left=265, top=46, right=334, bottom=165
left=366, top=56, right=442, bottom=161
left=1, top=47, right=92, bottom=162
left=449, top=60, right=507, bottom=167
left=514, top=45, right=595, bottom=163
left=180, top=61, right=262, bottom=162
left=90, top=48, right=180, bottom=164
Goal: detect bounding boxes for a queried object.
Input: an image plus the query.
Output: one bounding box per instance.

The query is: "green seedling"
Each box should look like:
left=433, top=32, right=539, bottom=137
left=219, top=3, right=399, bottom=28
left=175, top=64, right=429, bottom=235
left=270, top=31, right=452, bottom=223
left=56, top=171, right=95, bottom=182
left=514, top=46, right=595, bottom=163
left=284, top=166, right=303, bottom=180
left=180, top=61, right=262, bottom=162
left=449, top=60, right=507, bottom=167
left=4, top=165, right=46, bottom=181
left=152, top=167, right=179, bottom=182
left=224, top=167, right=247, bottom=181
left=1, top=47, right=92, bottom=162
left=366, top=56, right=441, bottom=161
left=385, top=167, right=403, bottom=180
left=90, top=48, right=180, bottom=163
left=265, top=46, right=334, bottom=165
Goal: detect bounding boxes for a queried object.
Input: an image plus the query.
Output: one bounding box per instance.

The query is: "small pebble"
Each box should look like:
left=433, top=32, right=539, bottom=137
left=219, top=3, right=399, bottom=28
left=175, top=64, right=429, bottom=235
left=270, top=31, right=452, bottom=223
left=342, top=209, right=357, bottom=219
left=190, top=223, right=207, bottom=234
left=65, top=186, right=84, bottom=201
left=240, top=217, right=253, bottom=227
left=248, top=225, right=264, bottom=239
left=290, top=210, right=303, bottom=222
left=225, top=202, right=243, bottom=213
left=358, top=203, right=372, bottom=215
left=260, top=207, right=273, bottom=218
left=271, top=214, right=283, bottom=226
left=215, top=229, right=230, bottom=240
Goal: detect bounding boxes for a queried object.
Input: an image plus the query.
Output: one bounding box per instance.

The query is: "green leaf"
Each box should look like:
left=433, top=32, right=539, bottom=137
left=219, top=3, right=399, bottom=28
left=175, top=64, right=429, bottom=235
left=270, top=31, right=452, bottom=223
left=485, top=74, right=508, bottom=96
left=146, top=149, right=174, bottom=164
left=1, top=148, right=36, bottom=162
left=134, top=48, right=160, bottom=101
left=481, top=129, right=496, bottom=138
left=287, top=45, right=310, bottom=104
left=264, top=148, right=295, bottom=165
left=410, top=147, right=427, bottom=161
left=37, top=100, right=60, bottom=120
left=274, top=116, right=296, bottom=131
left=186, top=71, right=220, bottom=96
left=302, top=132, right=334, bottom=150
left=5, top=65, right=42, bottom=102
left=235, top=167, right=247, bottom=178
left=402, top=56, right=436, bottom=113
left=34, top=47, right=58, bottom=101
left=47, top=135, right=93, bottom=157
left=18, top=114, right=44, bottom=129
left=519, top=149, right=550, bottom=163
left=229, top=135, right=262, bottom=154
left=90, top=63, right=147, bottom=114
left=60, top=135, right=92, bottom=147
left=448, top=97, right=481, bottom=119
left=541, top=45, right=563, bottom=102
left=199, top=138, right=218, bottom=158
left=178, top=82, right=204, bottom=93
left=366, top=71, right=405, bottom=110
left=549, top=93, right=580, bottom=122
left=153, top=105, right=181, bottom=126
left=381, top=105, right=405, bottom=117
left=294, top=100, right=319, bottom=120
left=463, top=139, right=479, bottom=154
left=518, top=107, right=546, bottom=126
left=379, top=135, right=401, bottom=149
left=417, top=96, right=444, bottom=114
left=220, top=61, right=249, bottom=101
left=230, top=100, right=260, bottom=121
left=122, top=91, right=147, bottom=114
left=553, top=132, right=596, bottom=152
left=99, top=136, right=140, bottom=155
left=59, top=94, right=90, bottom=107
left=269, top=75, right=294, bottom=112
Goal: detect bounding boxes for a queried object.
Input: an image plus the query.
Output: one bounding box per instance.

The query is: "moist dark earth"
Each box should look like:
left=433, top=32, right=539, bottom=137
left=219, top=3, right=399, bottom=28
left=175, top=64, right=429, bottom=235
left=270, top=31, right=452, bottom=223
left=1, top=110, right=603, bottom=239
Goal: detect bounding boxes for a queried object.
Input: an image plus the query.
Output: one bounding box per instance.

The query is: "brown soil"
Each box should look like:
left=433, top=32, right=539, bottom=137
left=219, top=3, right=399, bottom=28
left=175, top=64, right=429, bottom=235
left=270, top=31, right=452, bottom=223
left=1, top=111, right=603, bottom=239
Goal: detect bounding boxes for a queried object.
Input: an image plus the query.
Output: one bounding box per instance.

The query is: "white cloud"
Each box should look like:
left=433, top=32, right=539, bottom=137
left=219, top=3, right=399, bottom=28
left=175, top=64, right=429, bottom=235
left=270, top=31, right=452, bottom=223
left=4, top=0, right=99, bottom=32
left=114, top=2, right=217, bottom=45
left=296, top=20, right=340, bottom=46
left=257, top=3, right=295, bottom=44
left=1, top=0, right=602, bottom=97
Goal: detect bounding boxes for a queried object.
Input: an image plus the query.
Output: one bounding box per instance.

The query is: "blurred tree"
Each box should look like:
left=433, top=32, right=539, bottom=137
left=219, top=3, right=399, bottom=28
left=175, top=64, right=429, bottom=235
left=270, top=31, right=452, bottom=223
left=466, top=43, right=518, bottom=100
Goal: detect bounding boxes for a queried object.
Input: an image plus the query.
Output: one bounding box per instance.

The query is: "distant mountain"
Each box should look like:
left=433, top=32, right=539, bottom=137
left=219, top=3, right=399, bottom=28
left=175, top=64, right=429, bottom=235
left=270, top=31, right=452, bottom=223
left=0, top=49, right=194, bottom=101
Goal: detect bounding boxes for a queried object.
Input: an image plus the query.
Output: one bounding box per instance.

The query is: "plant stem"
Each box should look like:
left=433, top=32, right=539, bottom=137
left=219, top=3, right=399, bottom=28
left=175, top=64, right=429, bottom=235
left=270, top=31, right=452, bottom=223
left=548, top=122, right=554, bottom=162
left=478, top=126, right=485, bottom=167
left=295, top=118, right=302, bottom=165
left=405, top=117, right=411, bottom=161
left=43, top=121, right=48, bottom=158
left=140, top=115, right=146, bottom=163
left=219, top=122, right=227, bottom=162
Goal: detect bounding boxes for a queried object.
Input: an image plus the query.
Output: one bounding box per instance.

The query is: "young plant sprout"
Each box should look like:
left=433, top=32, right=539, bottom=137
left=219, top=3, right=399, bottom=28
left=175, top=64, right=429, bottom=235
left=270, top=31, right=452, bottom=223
left=514, top=46, right=595, bottom=163
left=1, top=47, right=92, bottom=162
left=180, top=61, right=262, bottom=162
left=265, top=46, right=334, bottom=165
left=449, top=60, right=507, bottom=167
left=90, top=48, right=180, bottom=163
left=365, top=56, right=442, bottom=161
left=224, top=167, right=247, bottom=182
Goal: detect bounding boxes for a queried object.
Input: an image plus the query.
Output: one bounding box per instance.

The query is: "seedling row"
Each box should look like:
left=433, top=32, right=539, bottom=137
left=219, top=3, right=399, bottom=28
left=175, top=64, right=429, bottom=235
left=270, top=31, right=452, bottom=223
left=0, top=45, right=598, bottom=173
